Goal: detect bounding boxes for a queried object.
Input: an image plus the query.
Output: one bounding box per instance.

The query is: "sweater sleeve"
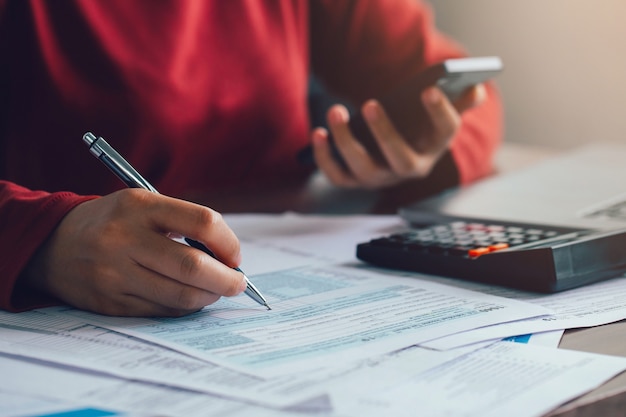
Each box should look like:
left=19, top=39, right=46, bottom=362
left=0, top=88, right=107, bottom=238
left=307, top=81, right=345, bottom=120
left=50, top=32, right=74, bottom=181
left=309, top=0, right=503, bottom=188
left=0, top=181, right=97, bottom=311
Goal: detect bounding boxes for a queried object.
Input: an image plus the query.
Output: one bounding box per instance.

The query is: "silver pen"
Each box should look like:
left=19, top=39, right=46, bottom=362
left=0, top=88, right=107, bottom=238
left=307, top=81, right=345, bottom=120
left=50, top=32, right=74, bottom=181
left=82, top=132, right=271, bottom=310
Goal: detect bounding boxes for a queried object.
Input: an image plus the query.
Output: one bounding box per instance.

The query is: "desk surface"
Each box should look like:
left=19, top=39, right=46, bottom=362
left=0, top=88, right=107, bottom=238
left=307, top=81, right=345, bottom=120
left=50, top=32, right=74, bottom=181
left=549, top=322, right=626, bottom=416
left=194, top=142, right=626, bottom=416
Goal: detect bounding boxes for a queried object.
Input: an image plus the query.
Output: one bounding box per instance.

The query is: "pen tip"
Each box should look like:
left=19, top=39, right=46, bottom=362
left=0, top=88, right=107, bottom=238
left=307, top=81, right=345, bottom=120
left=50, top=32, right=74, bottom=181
left=266, top=304, right=272, bottom=310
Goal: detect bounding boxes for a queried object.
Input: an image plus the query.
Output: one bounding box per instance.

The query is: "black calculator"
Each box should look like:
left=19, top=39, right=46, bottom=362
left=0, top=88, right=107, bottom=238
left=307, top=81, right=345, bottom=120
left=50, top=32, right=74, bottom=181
left=356, top=219, right=626, bottom=293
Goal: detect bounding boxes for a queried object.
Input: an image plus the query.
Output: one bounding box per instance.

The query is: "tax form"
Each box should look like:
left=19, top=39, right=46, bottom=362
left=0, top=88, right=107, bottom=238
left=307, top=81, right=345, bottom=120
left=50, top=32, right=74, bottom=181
left=4, top=337, right=626, bottom=417
left=223, top=213, right=625, bottom=351
left=51, top=264, right=552, bottom=378
left=0, top=310, right=324, bottom=407
left=0, top=354, right=308, bottom=417
left=331, top=342, right=626, bottom=417
left=417, top=274, right=626, bottom=350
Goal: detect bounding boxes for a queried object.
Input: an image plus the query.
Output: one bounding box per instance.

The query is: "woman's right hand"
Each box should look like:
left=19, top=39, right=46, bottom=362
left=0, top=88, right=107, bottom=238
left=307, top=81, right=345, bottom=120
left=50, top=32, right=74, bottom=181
left=19, top=189, right=247, bottom=317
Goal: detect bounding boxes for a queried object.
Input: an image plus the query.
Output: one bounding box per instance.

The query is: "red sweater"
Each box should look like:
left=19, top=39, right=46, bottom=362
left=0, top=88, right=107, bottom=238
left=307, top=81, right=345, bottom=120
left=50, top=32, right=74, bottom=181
left=0, top=0, right=502, bottom=311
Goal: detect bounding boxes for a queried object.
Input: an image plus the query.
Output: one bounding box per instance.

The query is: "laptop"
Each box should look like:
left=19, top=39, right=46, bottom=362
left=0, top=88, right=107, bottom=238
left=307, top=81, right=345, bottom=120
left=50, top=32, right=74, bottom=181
left=399, top=143, right=626, bottom=231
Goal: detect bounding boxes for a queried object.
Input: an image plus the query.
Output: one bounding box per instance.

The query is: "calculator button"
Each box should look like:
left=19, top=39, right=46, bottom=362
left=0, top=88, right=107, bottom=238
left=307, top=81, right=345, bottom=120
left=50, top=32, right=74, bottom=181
left=468, top=247, right=490, bottom=257
left=508, top=233, right=525, bottom=240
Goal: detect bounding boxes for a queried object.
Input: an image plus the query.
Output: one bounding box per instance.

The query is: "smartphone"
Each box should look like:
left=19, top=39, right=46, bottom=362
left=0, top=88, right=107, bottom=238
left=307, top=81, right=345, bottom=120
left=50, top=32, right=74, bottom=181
left=297, top=56, right=503, bottom=167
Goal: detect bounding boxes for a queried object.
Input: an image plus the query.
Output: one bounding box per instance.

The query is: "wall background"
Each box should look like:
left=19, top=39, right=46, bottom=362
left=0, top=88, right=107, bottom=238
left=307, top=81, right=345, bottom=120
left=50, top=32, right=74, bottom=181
left=430, top=0, right=626, bottom=150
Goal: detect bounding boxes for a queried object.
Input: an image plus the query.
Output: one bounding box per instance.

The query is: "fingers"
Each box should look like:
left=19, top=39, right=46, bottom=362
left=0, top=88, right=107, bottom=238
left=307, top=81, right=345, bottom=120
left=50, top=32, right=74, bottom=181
left=28, top=190, right=249, bottom=317
left=114, top=261, right=223, bottom=314
left=134, top=192, right=242, bottom=268
left=131, top=231, right=247, bottom=297
left=311, top=84, right=480, bottom=190
left=315, top=105, right=393, bottom=188
left=325, top=105, right=379, bottom=177
left=453, top=83, right=487, bottom=113
left=420, top=86, right=461, bottom=155
left=361, top=100, right=432, bottom=179
left=81, top=291, right=210, bottom=318
left=311, top=126, right=359, bottom=188
left=113, top=191, right=248, bottom=298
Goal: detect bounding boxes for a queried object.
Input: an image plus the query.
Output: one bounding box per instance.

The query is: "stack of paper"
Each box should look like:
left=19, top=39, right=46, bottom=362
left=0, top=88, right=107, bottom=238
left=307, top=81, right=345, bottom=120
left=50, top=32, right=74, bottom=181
left=2, top=213, right=626, bottom=417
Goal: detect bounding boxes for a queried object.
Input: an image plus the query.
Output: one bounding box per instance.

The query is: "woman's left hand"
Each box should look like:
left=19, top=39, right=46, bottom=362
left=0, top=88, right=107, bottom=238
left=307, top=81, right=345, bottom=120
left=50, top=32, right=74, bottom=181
left=311, top=84, right=486, bottom=189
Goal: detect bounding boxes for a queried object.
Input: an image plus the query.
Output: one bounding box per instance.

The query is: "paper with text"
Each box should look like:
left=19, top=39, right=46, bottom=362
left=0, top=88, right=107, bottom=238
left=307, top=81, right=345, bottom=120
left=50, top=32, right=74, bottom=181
left=0, top=309, right=335, bottom=407
left=418, top=274, right=626, bottom=349
left=51, top=265, right=551, bottom=377
left=0, top=354, right=310, bottom=417
left=331, top=342, right=626, bottom=417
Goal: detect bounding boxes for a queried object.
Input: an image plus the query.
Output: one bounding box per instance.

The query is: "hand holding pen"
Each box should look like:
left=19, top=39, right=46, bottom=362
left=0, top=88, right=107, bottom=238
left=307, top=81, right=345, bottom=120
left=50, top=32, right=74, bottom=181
left=17, top=133, right=269, bottom=317
left=82, top=132, right=271, bottom=311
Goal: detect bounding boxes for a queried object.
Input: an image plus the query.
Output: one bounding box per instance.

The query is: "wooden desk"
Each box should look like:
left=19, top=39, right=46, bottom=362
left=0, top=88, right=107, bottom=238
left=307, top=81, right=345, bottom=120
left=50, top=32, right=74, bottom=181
left=549, top=322, right=626, bottom=416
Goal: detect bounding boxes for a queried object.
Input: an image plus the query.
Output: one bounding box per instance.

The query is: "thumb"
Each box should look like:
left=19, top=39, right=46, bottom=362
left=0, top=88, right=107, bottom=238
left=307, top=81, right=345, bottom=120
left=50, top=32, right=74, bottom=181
left=453, top=83, right=487, bottom=113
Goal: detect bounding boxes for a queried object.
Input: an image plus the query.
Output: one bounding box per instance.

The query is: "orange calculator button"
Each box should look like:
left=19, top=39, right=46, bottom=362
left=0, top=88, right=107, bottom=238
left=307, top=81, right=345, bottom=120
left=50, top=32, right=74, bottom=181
left=468, top=247, right=490, bottom=257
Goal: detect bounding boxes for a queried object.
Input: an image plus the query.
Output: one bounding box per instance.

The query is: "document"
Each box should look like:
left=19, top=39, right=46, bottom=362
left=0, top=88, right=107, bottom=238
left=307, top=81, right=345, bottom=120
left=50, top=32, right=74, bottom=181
left=0, top=354, right=308, bottom=417
left=1, top=390, right=145, bottom=417
left=5, top=337, right=623, bottom=417
left=0, top=310, right=329, bottom=407
left=227, top=213, right=405, bottom=274
left=503, top=330, right=564, bottom=348
left=228, top=213, right=566, bottom=348
left=2, top=391, right=123, bottom=417
left=330, top=342, right=626, bottom=417
left=49, top=264, right=552, bottom=377
left=418, top=274, right=626, bottom=349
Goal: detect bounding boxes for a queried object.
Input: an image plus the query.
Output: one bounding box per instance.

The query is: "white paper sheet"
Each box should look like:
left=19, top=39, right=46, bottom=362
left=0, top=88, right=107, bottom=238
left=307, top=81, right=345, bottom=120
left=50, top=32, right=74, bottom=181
left=227, top=213, right=405, bottom=274
left=4, top=213, right=609, bottom=417
left=417, top=274, right=626, bottom=349
left=0, top=310, right=334, bottom=407
left=48, top=264, right=551, bottom=378
left=7, top=339, right=619, bottom=417
left=0, top=354, right=313, bottom=417
left=228, top=213, right=567, bottom=350
left=330, top=342, right=626, bottom=417
left=0, top=391, right=126, bottom=417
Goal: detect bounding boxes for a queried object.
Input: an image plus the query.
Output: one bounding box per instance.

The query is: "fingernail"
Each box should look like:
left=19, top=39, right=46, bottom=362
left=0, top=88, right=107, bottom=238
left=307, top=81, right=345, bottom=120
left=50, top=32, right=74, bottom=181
left=329, top=106, right=349, bottom=124
left=238, top=275, right=248, bottom=293
left=423, top=87, right=441, bottom=105
left=363, top=100, right=379, bottom=121
left=312, top=128, right=327, bottom=145
left=474, top=83, right=487, bottom=103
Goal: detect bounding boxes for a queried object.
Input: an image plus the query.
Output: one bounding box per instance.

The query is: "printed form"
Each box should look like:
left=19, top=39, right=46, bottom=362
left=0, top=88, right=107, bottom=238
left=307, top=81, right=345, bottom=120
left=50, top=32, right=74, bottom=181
left=0, top=354, right=307, bottom=417
left=0, top=310, right=327, bottom=407
left=49, top=264, right=551, bottom=377
left=332, top=342, right=626, bottom=417
left=3, top=339, right=626, bottom=417
left=416, top=274, right=626, bottom=349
